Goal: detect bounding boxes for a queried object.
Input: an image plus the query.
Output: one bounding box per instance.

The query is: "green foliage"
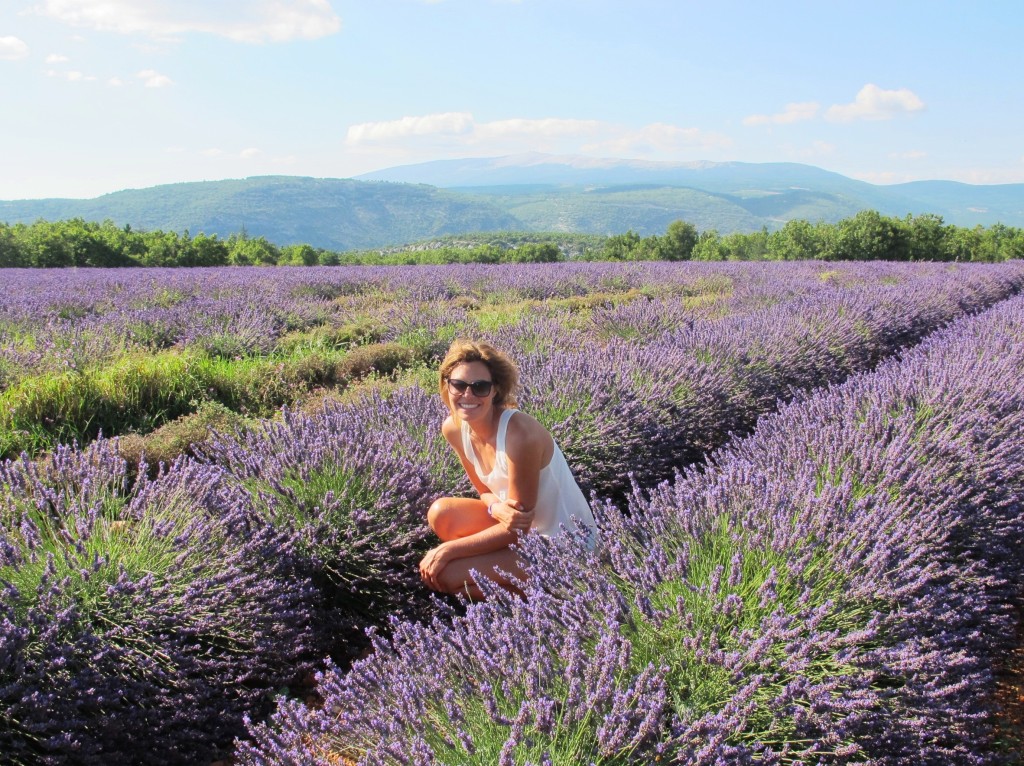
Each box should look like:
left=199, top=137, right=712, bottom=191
left=115, top=400, right=256, bottom=470
left=1, top=213, right=1021, bottom=268
left=661, top=220, right=699, bottom=260
left=692, top=230, right=728, bottom=261
left=227, top=233, right=281, bottom=266
left=626, top=517, right=870, bottom=747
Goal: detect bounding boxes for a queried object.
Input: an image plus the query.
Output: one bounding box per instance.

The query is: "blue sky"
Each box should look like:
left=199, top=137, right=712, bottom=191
left=1, top=0, right=1022, bottom=200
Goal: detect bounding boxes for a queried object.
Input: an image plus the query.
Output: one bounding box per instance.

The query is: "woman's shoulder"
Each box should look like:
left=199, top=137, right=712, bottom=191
left=505, top=409, right=552, bottom=447
left=441, top=414, right=463, bottom=443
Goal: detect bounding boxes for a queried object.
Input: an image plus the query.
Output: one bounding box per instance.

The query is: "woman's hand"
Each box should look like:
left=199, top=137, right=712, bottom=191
left=419, top=543, right=453, bottom=591
left=489, top=499, right=534, bottom=533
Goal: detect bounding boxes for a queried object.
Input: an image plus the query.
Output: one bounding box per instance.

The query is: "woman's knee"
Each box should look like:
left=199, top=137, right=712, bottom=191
left=427, top=497, right=454, bottom=537
left=428, top=497, right=491, bottom=540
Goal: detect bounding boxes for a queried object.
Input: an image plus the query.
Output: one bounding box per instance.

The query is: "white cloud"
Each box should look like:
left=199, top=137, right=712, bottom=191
left=32, top=0, right=341, bottom=43
left=45, top=53, right=70, bottom=63
left=478, top=117, right=602, bottom=139
left=743, top=101, right=819, bottom=126
left=0, top=36, right=30, bottom=60
left=825, top=84, right=925, bottom=122
left=889, top=150, right=927, bottom=160
left=137, top=68, right=172, bottom=87
left=346, top=112, right=731, bottom=158
left=240, top=147, right=262, bottom=158
left=791, top=140, right=836, bottom=159
left=45, top=68, right=96, bottom=82
left=107, top=76, right=124, bottom=86
left=347, top=112, right=476, bottom=143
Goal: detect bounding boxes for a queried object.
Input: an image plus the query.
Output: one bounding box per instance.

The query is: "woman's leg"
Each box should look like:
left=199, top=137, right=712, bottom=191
left=426, top=497, right=526, bottom=599
left=427, top=496, right=496, bottom=541
left=436, top=547, right=527, bottom=601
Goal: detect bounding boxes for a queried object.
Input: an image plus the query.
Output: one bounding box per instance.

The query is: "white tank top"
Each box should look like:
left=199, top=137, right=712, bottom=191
left=461, top=409, right=598, bottom=548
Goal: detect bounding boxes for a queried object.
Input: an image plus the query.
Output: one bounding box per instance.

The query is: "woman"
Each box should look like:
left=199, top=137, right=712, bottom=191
left=419, top=339, right=598, bottom=600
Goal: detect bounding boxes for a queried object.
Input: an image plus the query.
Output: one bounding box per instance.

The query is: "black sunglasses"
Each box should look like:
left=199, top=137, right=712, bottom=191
left=446, top=377, right=494, bottom=397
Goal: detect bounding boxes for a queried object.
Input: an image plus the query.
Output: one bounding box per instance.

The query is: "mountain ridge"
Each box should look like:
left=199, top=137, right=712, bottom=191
left=2, top=155, right=1022, bottom=251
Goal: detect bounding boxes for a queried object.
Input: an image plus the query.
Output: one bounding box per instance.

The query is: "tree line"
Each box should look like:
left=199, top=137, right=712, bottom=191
left=0, top=211, right=1021, bottom=268
left=0, top=219, right=563, bottom=268
left=601, top=212, right=1024, bottom=262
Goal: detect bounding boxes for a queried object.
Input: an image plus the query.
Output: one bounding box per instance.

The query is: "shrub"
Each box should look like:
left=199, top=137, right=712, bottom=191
left=334, top=342, right=415, bottom=382
left=0, top=441, right=320, bottom=765
left=115, top=400, right=256, bottom=471
left=199, top=387, right=465, bottom=652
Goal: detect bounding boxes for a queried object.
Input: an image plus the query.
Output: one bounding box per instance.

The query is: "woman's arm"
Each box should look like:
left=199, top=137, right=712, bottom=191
left=436, top=413, right=544, bottom=536
left=499, top=411, right=554, bottom=520
left=419, top=518, right=520, bottom=590
left=441, top=416, right=496, bottom=498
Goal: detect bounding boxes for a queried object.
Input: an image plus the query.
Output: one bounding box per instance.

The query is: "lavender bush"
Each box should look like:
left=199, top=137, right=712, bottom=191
left=237, top=293, right=1024, bottom=764
left=0, top=441, right=321, bottom=765
left=199, top=387, right=466, bottom=641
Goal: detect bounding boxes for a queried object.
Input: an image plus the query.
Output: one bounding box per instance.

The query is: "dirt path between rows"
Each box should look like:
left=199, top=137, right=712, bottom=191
left=993, top=610, right=1024, bottom=762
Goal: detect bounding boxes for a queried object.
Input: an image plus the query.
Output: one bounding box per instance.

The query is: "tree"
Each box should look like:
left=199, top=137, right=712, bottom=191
left=833, top=210, right=908, bottom=261
left=281, top=243, right=319, bottom=266
left=319, top=249, right=341, bottom=266
left=228, top=234, right=280, bottom=266
left=601, top=230, right=642, bottom=260
left=691, top=230, right=727, bottom=261
left=506, top=243, right=560, bottom=263
left=186, top=233, right=230, bottom=266
left=22, top=221, right=73, bottom=267
left=903, top=213, right=949, bottom=261
left=975, top=223, right=1024, bottom=262
left=721, top=228, right=769, bottom=260
left=658, top=220, right=699, bottom=260
left=139, top=231, right=183, bottom=267
left=768, top=219, right=822, bottom=260
left=0, top=224, right=21, bottom=267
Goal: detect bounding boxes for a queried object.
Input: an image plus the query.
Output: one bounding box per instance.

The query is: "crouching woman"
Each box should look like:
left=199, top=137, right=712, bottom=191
left=419, top=339, right=598, bottom=600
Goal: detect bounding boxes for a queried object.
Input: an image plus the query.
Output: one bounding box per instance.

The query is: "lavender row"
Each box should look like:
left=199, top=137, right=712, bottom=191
left=2, top=261, right=1016, bottom=383
left=2, top=262, right=1024, bottom=763
left=0, top=449, right=324, bottom=765
left=236, top=292, right=1024, bottom=765
left=192, top=260, right=1024, bottom=648
left=2, top=262, right=1021, bottom=460
left=202, top=261, right=1024, bottom=509
left=495, top=260, right=1024, bottom=497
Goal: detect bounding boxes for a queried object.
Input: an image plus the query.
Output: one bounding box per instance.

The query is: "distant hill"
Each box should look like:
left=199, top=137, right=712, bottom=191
left=2, top=155, right=1022, bottom=250
left=0, top=176, right=521, bottom=251
left=357, top=154, right=1024, bottom=231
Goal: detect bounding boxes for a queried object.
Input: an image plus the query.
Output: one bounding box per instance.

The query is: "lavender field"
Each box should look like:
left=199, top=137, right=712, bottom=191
left=2, top=261, right=1024, bottom=764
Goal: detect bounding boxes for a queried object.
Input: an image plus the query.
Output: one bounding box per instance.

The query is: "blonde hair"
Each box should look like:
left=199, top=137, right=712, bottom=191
left=439, top=339, right=520, bottom=416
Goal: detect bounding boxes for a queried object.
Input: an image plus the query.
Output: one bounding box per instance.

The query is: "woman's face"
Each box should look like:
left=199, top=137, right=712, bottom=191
left=446, top=360, right=496, bottom=422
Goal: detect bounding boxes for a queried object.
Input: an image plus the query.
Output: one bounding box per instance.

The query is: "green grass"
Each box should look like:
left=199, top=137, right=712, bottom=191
left=0, top=341, right=429, bottom=459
